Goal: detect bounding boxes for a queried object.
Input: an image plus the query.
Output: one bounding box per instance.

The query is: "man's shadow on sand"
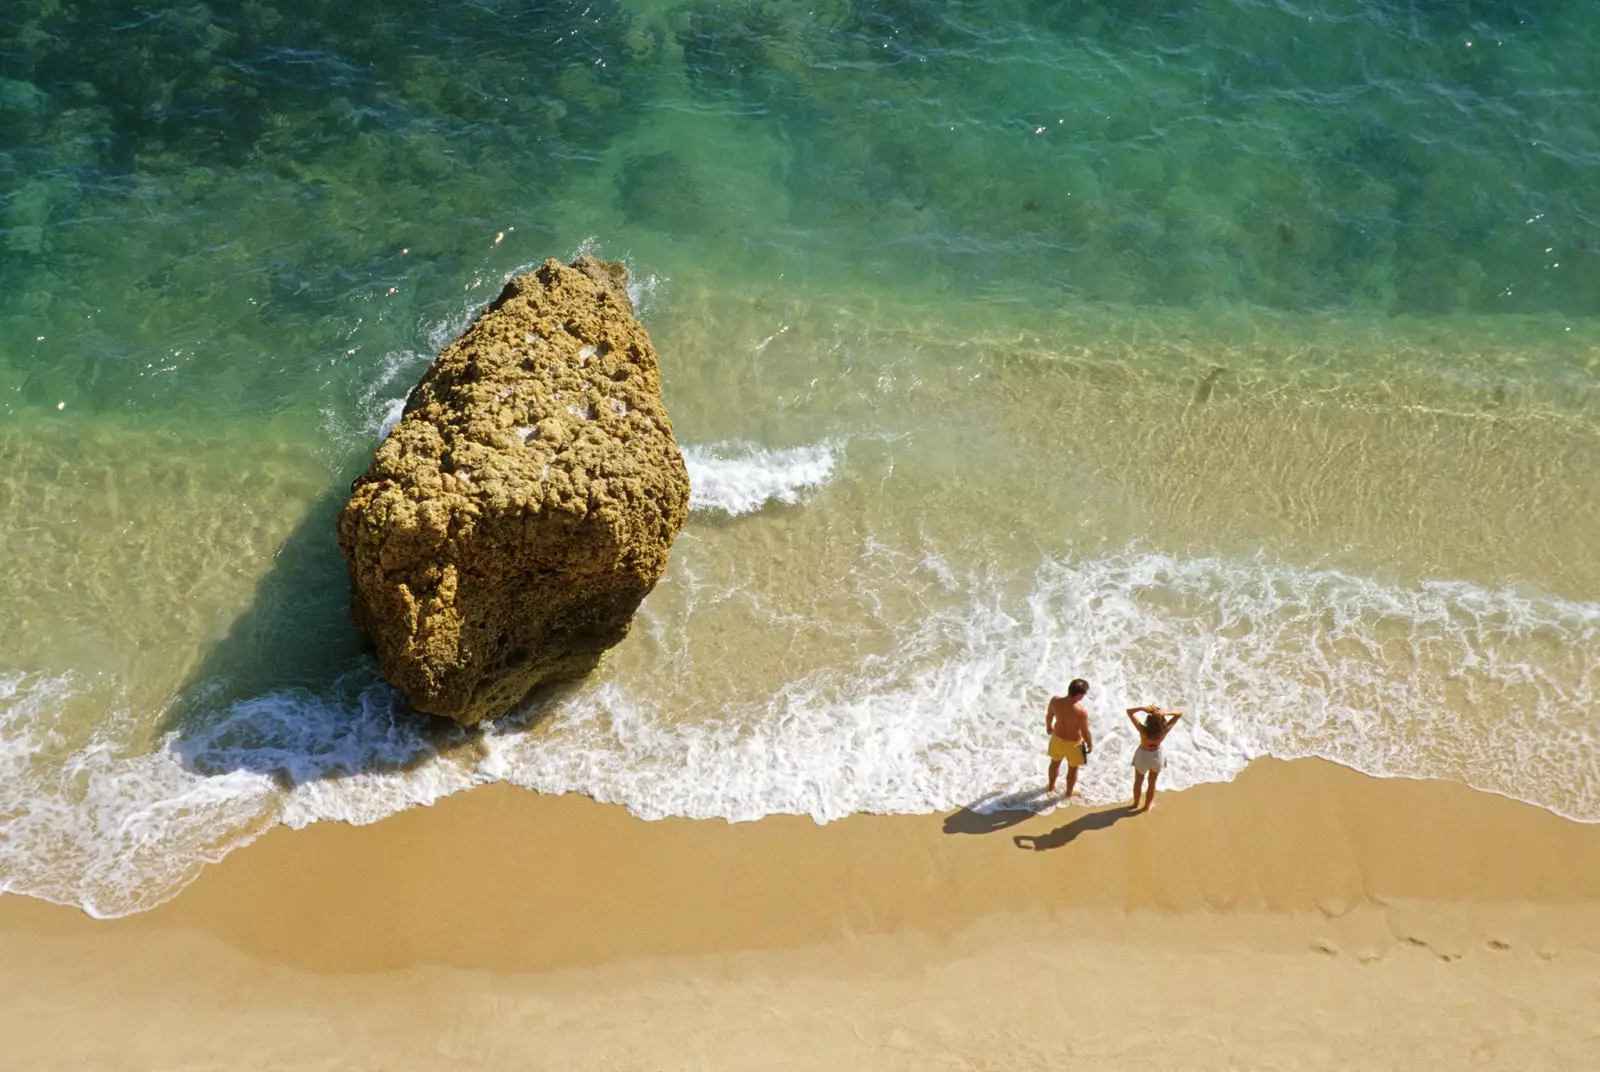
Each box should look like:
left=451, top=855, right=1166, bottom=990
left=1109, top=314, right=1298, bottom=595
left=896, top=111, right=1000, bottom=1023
left=943, top=788, right=1139, bottom=848
left=942, top=788, right=1058, bottom=835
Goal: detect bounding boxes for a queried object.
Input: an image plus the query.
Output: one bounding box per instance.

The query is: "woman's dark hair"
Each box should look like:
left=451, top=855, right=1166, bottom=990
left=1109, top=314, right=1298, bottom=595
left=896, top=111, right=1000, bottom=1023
left=1067, top=678, right=1089, bottom=698
left=1143, top=712, right=1165, bottom=737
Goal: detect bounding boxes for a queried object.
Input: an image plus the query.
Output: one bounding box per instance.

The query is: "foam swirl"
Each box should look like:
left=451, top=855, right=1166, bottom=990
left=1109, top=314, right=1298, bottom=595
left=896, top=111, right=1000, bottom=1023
left=683, top=440, right=838, bottom=515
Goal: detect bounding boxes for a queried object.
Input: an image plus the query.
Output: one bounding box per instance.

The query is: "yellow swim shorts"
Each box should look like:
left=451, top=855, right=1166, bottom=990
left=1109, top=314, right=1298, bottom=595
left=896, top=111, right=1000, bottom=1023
left=1047, top=736, right=1086, bottom=767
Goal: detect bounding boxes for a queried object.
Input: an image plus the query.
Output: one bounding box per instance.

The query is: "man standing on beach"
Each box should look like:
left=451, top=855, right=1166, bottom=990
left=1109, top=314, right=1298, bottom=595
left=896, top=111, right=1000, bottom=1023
left=1045, top=678, right=1093, bottom=797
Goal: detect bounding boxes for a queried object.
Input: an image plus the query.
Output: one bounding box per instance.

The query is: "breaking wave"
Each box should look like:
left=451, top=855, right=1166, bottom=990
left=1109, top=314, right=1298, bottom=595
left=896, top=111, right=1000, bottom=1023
left=2, top=551, right=1594, bottom=917
left=683, top=440, right=838, bottom=515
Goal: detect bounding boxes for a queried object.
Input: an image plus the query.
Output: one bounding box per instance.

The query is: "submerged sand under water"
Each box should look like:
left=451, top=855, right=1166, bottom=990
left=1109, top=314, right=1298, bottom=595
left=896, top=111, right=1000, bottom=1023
left=1, top=284, right=1596, bottom=914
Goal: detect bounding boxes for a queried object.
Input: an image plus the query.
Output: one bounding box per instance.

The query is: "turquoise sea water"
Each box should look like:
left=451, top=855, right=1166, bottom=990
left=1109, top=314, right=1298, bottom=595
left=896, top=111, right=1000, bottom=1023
left=1, top=0, right=1597, bottom=914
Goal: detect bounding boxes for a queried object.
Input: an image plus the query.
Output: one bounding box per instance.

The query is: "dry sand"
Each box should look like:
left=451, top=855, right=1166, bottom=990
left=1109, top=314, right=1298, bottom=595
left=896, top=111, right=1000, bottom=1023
left=2, top=757, right=1598, bottom=1070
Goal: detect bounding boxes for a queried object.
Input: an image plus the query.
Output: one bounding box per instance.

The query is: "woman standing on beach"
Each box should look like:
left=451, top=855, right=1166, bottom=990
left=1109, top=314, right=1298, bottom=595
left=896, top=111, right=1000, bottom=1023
left=1127, top=704, right=1182, bottom=812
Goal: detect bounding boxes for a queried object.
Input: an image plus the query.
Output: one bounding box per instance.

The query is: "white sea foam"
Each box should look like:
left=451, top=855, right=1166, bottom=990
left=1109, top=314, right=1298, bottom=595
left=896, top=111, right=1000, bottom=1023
left=377, top=395, right=407, bottom=440
left=0, top=669, right=470, bottom=916
left=352, top=343, right=428, bottom=443
left=338, top=296, right=487, bottom=447
left=683, top=440, right=838, bottom=515
left=0, top=671, right=281, bottom=917
left=2, top=552, right=1595, bottom=917
left=484, top=553, right=1599, bottom=823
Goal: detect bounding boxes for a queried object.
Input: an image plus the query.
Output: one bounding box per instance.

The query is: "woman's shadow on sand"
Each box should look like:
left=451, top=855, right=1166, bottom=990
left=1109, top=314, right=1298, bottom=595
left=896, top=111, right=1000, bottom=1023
left=1011, top=805, right=1136, bottom=851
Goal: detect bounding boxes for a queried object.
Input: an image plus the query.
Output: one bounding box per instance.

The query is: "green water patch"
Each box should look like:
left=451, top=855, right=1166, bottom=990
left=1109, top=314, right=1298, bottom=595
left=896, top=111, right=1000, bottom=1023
left=622, top=0, right=1600, bottom=309
left=4, top=0, right=1599, bottom=410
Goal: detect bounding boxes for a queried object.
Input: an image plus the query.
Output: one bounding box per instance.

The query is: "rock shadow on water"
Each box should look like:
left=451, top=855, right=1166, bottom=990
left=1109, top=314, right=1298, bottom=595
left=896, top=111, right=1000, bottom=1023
left=158, top=483, right=575, bottom=791
left=158, top=483, right=425, bottom=787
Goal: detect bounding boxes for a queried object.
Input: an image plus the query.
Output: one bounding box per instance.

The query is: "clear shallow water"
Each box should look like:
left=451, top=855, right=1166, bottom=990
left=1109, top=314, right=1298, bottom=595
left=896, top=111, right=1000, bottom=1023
left=1, top=0, right=1598, bottom=914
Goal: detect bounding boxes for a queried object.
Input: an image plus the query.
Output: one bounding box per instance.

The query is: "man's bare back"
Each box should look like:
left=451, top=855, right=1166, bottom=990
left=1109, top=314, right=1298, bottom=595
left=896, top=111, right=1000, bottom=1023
left=1047, top=695, right=1090, bottom=743
left=1045, top=678, right=1093, bottom=796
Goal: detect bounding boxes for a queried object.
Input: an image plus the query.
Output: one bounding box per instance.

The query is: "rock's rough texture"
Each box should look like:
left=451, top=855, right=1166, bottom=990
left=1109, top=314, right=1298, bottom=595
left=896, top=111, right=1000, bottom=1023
left=336, top=256, right=690, bottom=725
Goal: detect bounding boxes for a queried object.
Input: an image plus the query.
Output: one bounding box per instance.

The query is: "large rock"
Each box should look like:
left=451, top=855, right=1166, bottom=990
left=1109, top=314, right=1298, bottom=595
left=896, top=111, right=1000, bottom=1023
left=336, top=256, right=690, bottom=725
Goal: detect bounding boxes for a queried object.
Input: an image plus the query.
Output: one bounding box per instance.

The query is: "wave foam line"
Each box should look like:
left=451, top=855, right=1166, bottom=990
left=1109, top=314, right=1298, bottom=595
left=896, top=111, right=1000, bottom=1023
left=2, top=552, right=1595, bottom=917
left=683, top=440, right=837, bottom=515
left=487, top=553, right=1600, bottom=825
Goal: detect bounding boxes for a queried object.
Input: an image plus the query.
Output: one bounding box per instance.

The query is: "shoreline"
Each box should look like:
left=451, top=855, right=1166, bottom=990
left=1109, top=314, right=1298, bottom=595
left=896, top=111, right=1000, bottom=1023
left=3, top=757, right=1599, bottom=1068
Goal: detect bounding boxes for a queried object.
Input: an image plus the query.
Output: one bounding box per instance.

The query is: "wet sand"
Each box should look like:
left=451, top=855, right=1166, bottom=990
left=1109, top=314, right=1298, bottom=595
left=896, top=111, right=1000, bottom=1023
left=2, top=757, right=1598, bottom=1069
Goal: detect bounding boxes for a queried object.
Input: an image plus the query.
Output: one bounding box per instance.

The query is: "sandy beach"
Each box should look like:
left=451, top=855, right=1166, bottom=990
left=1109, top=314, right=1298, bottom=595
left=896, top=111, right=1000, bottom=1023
left=2, top=757, right=1598, bottom=1070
